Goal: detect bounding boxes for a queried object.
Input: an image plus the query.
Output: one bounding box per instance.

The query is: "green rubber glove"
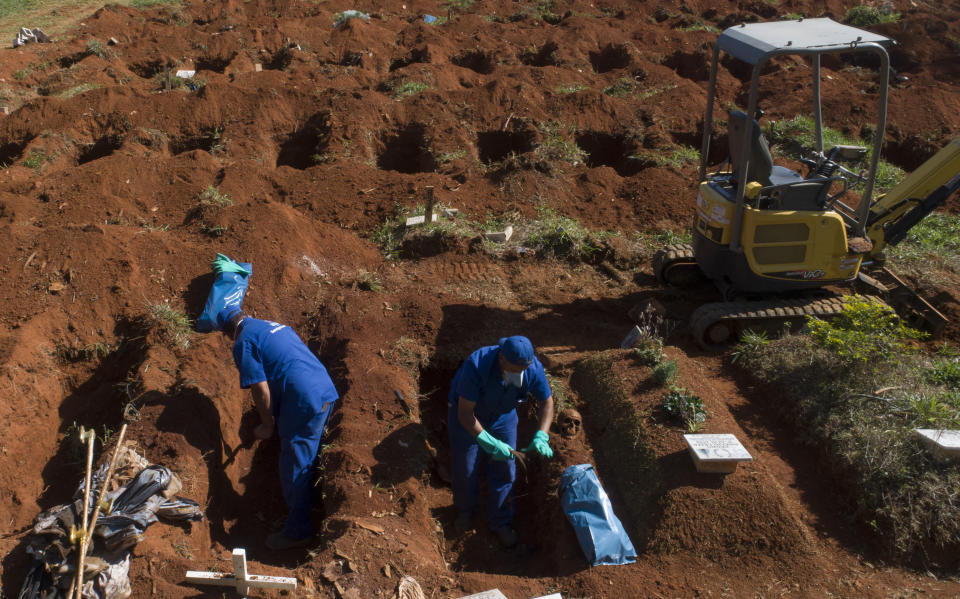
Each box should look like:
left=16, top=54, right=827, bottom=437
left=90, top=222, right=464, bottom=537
left=211, top=253, right=251, bottom=276
left=523, top=430, right=553, bottom=458
left=476, top=430, right=514, bottom=462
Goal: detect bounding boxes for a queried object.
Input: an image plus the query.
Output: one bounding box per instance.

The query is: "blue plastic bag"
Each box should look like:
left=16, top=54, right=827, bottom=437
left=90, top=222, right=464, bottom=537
left=196, top=255, right=252, bottom=333
left=560, top=464, right=637, bottom=566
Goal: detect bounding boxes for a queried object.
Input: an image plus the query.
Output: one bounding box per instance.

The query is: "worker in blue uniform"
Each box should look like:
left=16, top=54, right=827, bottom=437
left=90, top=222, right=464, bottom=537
left=218, top=307, right=339, bottom=550
left=448, top=336, right=555, bottom=547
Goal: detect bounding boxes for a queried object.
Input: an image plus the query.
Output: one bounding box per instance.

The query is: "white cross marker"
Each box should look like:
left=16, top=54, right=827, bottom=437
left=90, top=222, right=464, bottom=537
left=185, top=548, right=297, bottom=596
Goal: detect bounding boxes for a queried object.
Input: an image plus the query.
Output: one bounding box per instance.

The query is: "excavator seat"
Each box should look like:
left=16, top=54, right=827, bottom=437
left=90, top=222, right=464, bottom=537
left=728, top=111, right=833, bottom=211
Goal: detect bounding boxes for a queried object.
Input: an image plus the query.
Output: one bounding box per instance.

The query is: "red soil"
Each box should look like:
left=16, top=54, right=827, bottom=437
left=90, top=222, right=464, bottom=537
left=1, top=1, right=959, bottom=597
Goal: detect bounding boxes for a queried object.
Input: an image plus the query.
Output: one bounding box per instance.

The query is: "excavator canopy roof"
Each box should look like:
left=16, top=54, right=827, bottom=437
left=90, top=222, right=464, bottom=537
left=717, top=17, right=893, bottom=65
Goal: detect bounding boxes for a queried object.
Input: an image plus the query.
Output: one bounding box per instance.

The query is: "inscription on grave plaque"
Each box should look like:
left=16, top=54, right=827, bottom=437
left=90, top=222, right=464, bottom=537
left=683, top=434, right=752, bottom=473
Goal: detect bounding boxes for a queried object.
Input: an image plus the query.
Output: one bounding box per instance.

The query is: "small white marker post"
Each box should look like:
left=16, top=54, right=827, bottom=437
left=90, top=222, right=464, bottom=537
left=185, top=548, right=297, bottom=596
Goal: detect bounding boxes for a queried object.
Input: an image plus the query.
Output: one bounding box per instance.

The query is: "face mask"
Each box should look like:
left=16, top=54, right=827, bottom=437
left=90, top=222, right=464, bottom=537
left=503, top=370, right=524, bottom=388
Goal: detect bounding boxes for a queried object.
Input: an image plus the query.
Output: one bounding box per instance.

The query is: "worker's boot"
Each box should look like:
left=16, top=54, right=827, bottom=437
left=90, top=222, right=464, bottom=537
left=266, top=531, right=313, bottom=550
left=493, top=525, right=517, bottom=548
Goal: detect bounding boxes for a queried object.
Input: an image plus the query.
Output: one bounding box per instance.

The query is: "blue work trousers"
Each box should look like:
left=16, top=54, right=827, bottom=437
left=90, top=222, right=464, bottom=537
left=448, top=402, right=518, bottom=530
left=278, top=400, right=335, bottom=540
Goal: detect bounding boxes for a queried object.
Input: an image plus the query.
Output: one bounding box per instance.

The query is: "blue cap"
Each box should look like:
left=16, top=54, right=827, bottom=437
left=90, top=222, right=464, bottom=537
left=216, top=307, right=243, bottom=331
left=498, top=336, right=534, bottom=366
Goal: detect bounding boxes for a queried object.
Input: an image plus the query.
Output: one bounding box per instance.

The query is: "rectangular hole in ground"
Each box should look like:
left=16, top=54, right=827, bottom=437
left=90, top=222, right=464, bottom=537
left=416, top=360, right=597, bottom=577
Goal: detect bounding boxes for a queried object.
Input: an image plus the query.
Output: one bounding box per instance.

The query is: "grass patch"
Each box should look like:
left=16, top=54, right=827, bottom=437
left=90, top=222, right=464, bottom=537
left=147, top=302, right=192, bottom=349
left=555, top=83, right=589, bottom=94
left=806, top=295, right=926, bottom=362
left=525, top=206, right=601, bottom=259
left=678, top=22, right=719, bottom=33
left=535, top=123, right=586, bottom=166
left=571, top=352, right=659, bottom=540
left=200, top=224, right=226, bottom=237
left=392, top=81, right=429, bottom=100
left=630, top=145, right=699, bottom=169
left=21, top=149, right=54, bottom=172
left=58, top=83, right=103, bottom=98
left=603, top=77, right=635, bottom=97
left=768, top=114, right=904, bottom=193
left=636, top=83, right=676, bottom=99
left=436, top=148, right=467, bottom=163
left=887, top=212, right=960, bottom=276
left=384, top=336, right=430, bottom=382
left=197, top=185, right=232, bottom=208
left=844, top=5, right=900, bottom=26
left=353, top=269, right=383, bottom=292
left=732, top=298, right=960, bottom=562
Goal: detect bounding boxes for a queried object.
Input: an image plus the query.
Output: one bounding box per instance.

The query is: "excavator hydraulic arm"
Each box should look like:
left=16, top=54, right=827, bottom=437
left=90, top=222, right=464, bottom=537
left=866, top=139, right=960, bottom=258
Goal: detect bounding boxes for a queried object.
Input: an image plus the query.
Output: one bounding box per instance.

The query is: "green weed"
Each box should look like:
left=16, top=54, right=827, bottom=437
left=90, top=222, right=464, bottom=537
left=197, top=185, right=233, bottom=208
left=844, top=5, right=900, bottom=26
left=555, top=83, right=589, bottom=94
left=926, top=358, right=960, bottom=387
left=630, top=145, right=699, bottom=169
left=22, top=149, right=49, bottom=170
left=730, top=329, right=769, bottom=365
left=636, top=83, right=676, bottom=99
left=201, top=224, right=226, bottom=237
left=806, top=295, right=925, bottom=363
left=58, top=83, right=103, bottom=98
left=436, top=148, right=467, bottom=163
left=354, top=269, right=383, bottom=292
left=535, top=123, right=586, bottom=165
left=888, top=212, right=960, bottom=273
left=678, top=22, right=719, bottom=33
left=86, top=39, right=108, bottom=58
left=662, top=386, right=706, bottom=431
left=603, top=77, right=635, bottom=97
left=392, top=81, right=429, bottom=99
left=651, top=360, right=678, bottom=386
left=147, top=302, right=192, bottom=349
left=525, top=206, right=599, bottom=259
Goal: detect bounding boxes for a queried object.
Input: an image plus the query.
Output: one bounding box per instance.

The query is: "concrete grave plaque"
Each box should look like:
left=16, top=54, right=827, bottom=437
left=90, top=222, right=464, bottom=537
left=484, top=225, right=513, bottom=243
left=684, top=434, right=753, bottom=473
left=915, top=429, right=960, bottom=459
left=532, top=595, right=563, bottom=599
left=457, top=591, right=508, bottom=599
left=405, top=213, right=439, bottom=226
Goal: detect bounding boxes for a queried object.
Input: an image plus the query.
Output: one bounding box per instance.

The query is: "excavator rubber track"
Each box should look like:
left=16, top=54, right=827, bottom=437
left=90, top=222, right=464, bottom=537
left=691, top=295, right=849, bottom=350
left=653, top=244, right=701, bottom=285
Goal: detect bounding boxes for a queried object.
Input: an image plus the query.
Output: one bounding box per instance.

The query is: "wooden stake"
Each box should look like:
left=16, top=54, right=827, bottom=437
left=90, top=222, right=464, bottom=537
left=73, top=428, right=96, bottom=599
left=76, top=424, right=128, bottom=586
left=424, top=186, right=435, bottom=225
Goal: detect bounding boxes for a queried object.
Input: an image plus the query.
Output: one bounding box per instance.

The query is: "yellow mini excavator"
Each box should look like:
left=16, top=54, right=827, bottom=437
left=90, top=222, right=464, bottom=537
left=653, top=18, right=960, bottom=349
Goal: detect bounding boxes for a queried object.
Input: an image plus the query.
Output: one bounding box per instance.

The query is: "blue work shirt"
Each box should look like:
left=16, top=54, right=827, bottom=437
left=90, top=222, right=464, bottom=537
left=232, top=318, right=339, bottom=439
left=448, top=345, right=552, bottom=428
